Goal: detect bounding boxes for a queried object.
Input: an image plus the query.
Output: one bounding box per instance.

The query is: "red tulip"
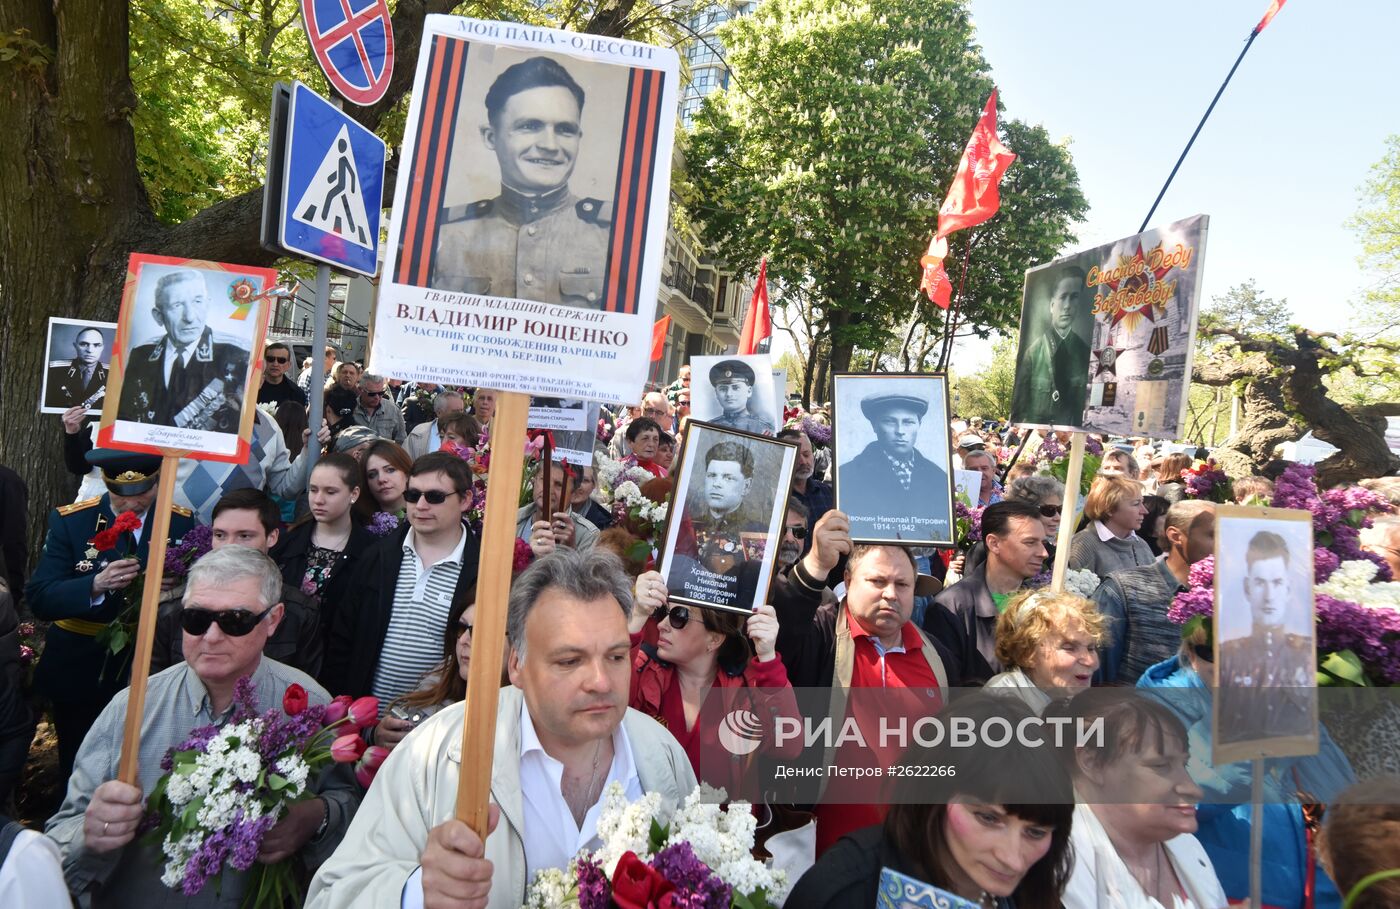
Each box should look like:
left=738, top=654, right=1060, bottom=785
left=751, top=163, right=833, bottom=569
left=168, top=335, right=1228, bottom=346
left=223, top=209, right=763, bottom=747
left=610, top=851, right=675, bottom=909
left=330, top=733, right=366, bottom=763
left=323, top=695, right=353, bottom=725
left=282, top=683, right=308, bottom=716
left=354, top=746, right=390, bottom=789
left=346, top=696, right=379, bottom=729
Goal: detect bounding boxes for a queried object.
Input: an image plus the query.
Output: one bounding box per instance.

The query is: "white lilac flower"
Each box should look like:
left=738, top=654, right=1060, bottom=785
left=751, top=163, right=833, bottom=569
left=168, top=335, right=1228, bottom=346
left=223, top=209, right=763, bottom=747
left=166, top=773, right=195, bottom=806
left=228, top=747, right=261, bottom=784
left=523, top=865, right=580, bottom=908
left=1064, top=568, right=1101, bottom=599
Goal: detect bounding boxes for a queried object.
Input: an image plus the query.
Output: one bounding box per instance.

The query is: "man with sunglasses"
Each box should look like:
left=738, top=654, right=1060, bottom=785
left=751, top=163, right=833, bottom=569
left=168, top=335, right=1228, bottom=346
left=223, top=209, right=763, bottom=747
left=352, top=373, right=407, bottom=444
left=777, top=428, right=831, bottom=552
left=321, top=453, right=480, bottom=709
left=257, top=341, right=308, bottom=407
left=47, top=546, right=359, bottom=905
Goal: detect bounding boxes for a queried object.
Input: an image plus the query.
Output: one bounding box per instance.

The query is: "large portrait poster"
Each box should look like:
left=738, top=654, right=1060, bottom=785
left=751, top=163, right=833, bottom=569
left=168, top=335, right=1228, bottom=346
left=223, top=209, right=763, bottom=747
left=1212, top=504, right=1319, bottom=764
left=39, top=317, right=118, bottom=415
left=1009, top=214, right=1208, bottom=436
left=658, top=422, right=796, bottom=614
left=689, top=354, right=779, bottom=436
left=833, top=373, right=955, bottom=547
left=369, top=16, right=679, bottom=404
left=98, top=253, right=274, bottom=462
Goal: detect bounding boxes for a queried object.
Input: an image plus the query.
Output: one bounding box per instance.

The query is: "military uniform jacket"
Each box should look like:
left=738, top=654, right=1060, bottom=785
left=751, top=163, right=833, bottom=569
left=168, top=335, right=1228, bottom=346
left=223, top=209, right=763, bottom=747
left=839, top=443, right=951, bottom=541
left=1012, top=329, right=1089, bottom=426
left=118, top=328, right=250, bottom=430
left=432, top=184, right=611, bottom=308
left=25, top=496, right=195, bottom=704
left=710, top=410, right=774, bottom=435
left=46, top=358, right=109, bottom=410
left=671, top=506, right=766, bottom=609
left=1218, top=629, right=1314, bottom=742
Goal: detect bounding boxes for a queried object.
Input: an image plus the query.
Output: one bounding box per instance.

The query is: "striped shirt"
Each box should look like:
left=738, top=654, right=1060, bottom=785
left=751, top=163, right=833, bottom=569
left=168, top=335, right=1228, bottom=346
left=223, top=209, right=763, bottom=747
left=369, top=526, right=467, bottom=713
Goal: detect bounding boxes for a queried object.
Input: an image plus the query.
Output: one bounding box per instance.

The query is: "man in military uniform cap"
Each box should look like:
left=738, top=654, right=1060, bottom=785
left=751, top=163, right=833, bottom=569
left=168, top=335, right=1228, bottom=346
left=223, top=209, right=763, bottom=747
left=116, top=268, right=251, bottom=431
left=707, top=359, right=774, bottom=435
left=432, top=56, right=612, bottom=308
left=838, top=390, right=951, bottom=541
left=1219, top=529, right=1315, bottom=744
left=45, top=325, right=109, bottom=410
left=670, top=440, right=769, bottom=610
left=25, top=449, right=195, bottom=777
left=1011, top=267, right=1091, bottom=427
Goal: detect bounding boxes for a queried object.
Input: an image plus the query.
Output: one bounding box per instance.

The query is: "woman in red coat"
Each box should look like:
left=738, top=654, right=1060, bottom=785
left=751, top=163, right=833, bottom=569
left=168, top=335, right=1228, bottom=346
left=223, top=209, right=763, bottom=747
left=628, top=570, right=800, bottom=795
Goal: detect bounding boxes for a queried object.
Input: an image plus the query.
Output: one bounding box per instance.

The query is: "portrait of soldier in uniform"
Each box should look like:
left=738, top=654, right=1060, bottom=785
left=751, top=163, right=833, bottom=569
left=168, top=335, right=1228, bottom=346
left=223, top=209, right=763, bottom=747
left=834, top=374, right=954, bottom=546
left=432, top=55, right=612, bottom=308
left=114, top=267, right=252, bottom=433
left=41, top=319, right=115, bottom=413
left=690, top=356, right=777, bottom=435
left=1217, top=526, right=1316, bottom=753
left=1010, top=264, right=1093, bottom=428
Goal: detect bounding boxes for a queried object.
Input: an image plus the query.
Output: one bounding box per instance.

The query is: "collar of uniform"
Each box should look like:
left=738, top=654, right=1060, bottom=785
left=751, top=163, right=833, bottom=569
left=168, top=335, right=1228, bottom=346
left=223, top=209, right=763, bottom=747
left=498, top=183, right=572, bottom=226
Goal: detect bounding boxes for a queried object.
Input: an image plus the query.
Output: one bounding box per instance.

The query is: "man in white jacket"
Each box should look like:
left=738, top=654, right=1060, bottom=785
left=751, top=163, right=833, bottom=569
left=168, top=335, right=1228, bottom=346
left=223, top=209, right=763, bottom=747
left=306, top=548, right=696, bottom=909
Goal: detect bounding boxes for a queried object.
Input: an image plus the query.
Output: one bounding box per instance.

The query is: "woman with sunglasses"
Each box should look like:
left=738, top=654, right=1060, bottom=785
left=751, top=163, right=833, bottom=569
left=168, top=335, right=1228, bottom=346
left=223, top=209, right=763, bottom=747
left=359, top=439, right=412, bottom=528
left=627, top=570, right=799, bottom=788
left=958, top=476, right=1066, bottom=578
left=271, top=453, right=373, bottom=634
left=376, top=585, right=481, bottom=751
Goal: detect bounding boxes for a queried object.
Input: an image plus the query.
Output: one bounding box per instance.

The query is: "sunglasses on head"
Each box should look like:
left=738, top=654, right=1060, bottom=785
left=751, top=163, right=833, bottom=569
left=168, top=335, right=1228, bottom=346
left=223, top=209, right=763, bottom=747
left=180, top=606, right=274, bottom=637
left=1037, top=504, right=1060, bottom=518
left=264, top=355, right=289, bottom=364
left=652, top=604, right=692, bottom=630
left=784, top=523, right=808, bottom=539
left=404, top=487, right=459, bottom=504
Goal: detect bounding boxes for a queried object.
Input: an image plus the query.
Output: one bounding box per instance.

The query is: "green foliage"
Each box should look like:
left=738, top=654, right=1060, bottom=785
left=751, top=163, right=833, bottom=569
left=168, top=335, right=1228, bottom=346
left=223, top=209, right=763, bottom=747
left=684, top=0, right=1086, bottom=374
left=1349, top=133, right=1400, bottom=331
left=1198, top=278, right=1292, bottom=340
left=951, top=336, right=1017, bottom=419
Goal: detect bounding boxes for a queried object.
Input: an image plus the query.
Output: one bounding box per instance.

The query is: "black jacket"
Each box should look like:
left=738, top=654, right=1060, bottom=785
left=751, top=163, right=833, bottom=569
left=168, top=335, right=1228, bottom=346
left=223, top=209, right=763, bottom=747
left=923, top=562, right=999, bottom=684
left=151, top=581, right=324, bottom=679
left=270, top=520, right=375, bottom=634
left=319, top=521, right=479, bottom=698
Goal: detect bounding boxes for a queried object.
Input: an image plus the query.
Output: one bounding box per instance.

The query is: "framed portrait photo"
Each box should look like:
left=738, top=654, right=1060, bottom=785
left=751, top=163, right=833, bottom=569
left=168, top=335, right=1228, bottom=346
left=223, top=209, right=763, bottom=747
left=97, top=253, right=276, bottom=462
left=657, top=421, right=797, bottom=614
left=832, top=373, right=955, bottom=547
left=1211, top=504, right=1319, bottom=764
left=689, top=354, right=779, bottom=436
left=39, top=317, right=118, bottom=415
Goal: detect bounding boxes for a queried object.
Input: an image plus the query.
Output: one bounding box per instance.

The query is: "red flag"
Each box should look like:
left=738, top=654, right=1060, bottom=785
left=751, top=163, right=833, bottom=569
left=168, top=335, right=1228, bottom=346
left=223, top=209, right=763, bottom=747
left=1254, top=0, right=1286, bottom=34
left=650, top=314, right=671, bottom=362
left=918, top=235, right=952, bottom=308
left=934, top=89, right=1017, bottom=240
left=738, top=258, right=771, bottom=355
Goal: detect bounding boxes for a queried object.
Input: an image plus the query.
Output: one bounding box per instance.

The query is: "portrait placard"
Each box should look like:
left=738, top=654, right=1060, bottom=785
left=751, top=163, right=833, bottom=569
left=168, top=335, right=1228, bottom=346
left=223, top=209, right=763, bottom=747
left=97, top=253, right=275, bottom=462
left=771, top=368, right=787, bottom=425
left=689, top=354, right=779, bottom=436
left=368, top=16, right=678, bottom=404
left=1009, top=214, right=1209, bottom=435
left=528, top=396, right=599, bottom=465
left=953, top=468, right=981, bottom=507
left=657, top=421, right=796, bottom=614
left=1211, top=504, right=1319, bottom=764
left=832, top=373, right=955, bottom=547
left=39, top=317, right=118, bottom=415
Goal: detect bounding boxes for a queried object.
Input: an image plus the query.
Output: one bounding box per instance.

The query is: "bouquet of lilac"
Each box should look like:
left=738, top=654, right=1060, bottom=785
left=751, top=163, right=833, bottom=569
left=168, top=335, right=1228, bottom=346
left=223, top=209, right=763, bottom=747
left=142, top=678, right=382, bottom=905
left=367, top=510, right=403, bottom=537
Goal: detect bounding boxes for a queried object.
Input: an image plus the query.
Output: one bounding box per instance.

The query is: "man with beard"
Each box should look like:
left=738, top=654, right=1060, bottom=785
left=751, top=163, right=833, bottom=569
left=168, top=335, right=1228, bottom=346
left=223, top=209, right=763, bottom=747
left=46, top=326, right=109, bottom=410
left=669, top=440, right=769, bottom=610
left=838, top=391, right=950, bottom=542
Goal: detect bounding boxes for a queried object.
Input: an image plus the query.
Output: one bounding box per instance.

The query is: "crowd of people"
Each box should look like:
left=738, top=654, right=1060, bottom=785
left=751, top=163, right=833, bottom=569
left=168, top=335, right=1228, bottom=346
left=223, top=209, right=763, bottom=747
left=0, top=347, right=1399, bottom=908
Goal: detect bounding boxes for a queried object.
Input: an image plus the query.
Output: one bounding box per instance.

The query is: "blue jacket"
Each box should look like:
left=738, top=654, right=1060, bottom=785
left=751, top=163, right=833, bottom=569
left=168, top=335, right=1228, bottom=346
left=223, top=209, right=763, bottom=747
left=1137, top=656, right=1351, bottom=909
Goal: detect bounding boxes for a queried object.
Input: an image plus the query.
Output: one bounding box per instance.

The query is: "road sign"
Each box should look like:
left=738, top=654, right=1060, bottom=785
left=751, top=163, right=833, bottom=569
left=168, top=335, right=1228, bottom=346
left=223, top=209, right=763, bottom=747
left=301, top=0, right=394, bottom=106
left=279, top=82, right=385, bottom=277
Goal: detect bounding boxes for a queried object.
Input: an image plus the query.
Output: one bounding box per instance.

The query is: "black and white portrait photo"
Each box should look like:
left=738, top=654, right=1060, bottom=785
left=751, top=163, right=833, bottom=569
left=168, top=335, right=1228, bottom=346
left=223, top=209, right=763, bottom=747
left=833, top=373, right=955, bottom=546
left=1212, top=505, right=1318, bottom=764
left=689, top=354, right=778, bottom=436
left=101, top=254, right=275, bottom=461
left=1009, top=258, right=1095, bottom=429
left=659, top=422, right=796, bottom=613
left=529, top=396, right=599, bottom=465
left=39, top=317, right=117, bottom=414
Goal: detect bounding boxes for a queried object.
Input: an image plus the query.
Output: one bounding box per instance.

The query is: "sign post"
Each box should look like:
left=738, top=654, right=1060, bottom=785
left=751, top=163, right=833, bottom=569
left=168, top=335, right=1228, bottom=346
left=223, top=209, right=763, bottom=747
left=1049, top=432, right=1086, bottom=593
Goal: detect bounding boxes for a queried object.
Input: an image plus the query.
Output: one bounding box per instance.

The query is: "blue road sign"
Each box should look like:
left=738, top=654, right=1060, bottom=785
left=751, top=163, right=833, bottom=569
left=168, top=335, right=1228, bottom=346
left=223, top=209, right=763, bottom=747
left=279, top=82, right=385, bottom=277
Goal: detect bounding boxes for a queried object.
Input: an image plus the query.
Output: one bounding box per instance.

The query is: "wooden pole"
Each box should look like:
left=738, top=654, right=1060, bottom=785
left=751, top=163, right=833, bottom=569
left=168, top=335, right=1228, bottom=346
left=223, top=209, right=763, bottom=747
left=1050, top=432, right=1086, bottom=593
left=456, top=391, right=530, bottom=835
left=117, top=455, right=181, bottom=785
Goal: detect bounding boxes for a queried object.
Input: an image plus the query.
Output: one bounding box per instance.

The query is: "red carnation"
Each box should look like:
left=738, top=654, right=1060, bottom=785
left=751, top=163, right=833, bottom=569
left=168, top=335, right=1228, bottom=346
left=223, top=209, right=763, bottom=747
left=112, top=511, right=142, bottom=534
left=282, top=683, right=309, bottom=716
left=513, top=538, right=534, bottom=573
left=90, top=528, right=121, bottom=552
left=610, top=852, right=675, bottom=909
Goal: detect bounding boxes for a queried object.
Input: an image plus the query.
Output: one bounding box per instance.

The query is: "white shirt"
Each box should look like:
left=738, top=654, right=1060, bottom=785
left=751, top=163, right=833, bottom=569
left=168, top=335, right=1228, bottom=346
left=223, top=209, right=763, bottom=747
left=1094, top=520, right=1141, bottom=543
left=161, top=338, right=195, bottom=386
left=0, top=828, right=74, bottom=908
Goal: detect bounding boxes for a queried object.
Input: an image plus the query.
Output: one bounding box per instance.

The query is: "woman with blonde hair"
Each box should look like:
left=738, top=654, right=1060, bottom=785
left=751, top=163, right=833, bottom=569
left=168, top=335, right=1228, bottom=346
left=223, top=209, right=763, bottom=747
left=985, top=589, right=1106, bottom=713
left=1068, top=475, right=1154, bottom=577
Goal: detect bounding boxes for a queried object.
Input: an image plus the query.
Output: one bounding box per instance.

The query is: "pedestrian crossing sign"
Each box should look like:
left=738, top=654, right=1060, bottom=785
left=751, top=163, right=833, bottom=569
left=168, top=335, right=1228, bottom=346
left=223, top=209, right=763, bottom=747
left=279, top=81, right=385, bottom=276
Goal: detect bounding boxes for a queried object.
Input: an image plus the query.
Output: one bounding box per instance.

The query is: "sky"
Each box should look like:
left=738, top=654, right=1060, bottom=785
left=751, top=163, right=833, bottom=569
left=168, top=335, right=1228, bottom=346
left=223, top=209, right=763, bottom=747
left=782, top=0, right=1400, bottom=374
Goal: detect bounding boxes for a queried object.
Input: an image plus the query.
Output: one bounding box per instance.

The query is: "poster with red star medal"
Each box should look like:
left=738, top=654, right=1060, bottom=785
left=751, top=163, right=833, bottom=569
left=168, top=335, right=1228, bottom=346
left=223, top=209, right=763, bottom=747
left=1009, top=215, right=1209, bottom=437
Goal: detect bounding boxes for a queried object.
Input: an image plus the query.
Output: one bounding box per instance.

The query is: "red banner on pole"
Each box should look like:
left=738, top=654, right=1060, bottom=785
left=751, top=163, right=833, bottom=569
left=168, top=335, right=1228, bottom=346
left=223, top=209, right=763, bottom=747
left=650, top=314, right=671, bottom=362
left=738, top=258, right=771, bottom=355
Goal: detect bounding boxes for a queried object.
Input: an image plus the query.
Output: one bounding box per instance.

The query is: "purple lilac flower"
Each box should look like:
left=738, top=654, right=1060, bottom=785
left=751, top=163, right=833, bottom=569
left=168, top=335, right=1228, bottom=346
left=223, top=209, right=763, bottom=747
left=1167, top=587, right=1215, bottom=625
left=652, top=842, right=731, bottom=908
left=229, top=676, right=260, bottom=724
left=162, top=722, right=221, bottom=772
left=368, top=511, right=401, bottom=537
left=255, top=703, right=327, bottom=763
left=164, top=524, right=214, bottom=578
left=1026, top=568, right=1053, bottom=589
left=1316, top=594, right=1400, bottom=685
left=1314, top=548, right=1341, bottom=583
left=801, top=416, right=832, bottom=446
left=1084, top=436, right=1104, bottom=456
left=1183, top=464, right=1231, bottom=502
left=1037, top=437, right=1066, bottom=464
left=576, top=856, right=610, bottom=909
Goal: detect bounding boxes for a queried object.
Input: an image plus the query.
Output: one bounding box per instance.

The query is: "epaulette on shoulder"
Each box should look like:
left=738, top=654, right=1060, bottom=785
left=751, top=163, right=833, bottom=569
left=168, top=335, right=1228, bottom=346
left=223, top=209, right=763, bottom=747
left=444, top=199, right=494, bottom=223
left=575, top=197, right=613, bottom=228
left=171, top=504, right=194, bottom=518
left=58, top=497, right=101, bottom=516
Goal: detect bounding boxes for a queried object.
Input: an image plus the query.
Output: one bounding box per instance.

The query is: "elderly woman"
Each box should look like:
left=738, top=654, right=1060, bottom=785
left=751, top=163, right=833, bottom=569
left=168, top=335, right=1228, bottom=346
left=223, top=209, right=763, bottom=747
left=985, top=589, right=1104, bottom=713
left=1068, top=475, right=1154, bottom=577
left=1005, top=475, right=1065, bottom=550
left=1057, top=690, right=1227, bottom=909
left=789, top=694, right=1075, bottom=909
left=621, top=416, right=667, bottom=477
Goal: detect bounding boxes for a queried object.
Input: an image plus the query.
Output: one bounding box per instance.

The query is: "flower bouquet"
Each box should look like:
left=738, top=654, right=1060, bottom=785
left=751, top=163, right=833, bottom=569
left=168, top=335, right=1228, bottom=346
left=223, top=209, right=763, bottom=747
left=366, top=510, right=404, bottom=537
left=1033, top=437, right=1101, bottom=497
left=93, top=515, right=210, bottom=657
left=596, top=454, right=671, bottom=563
left=524, top=783, right=787, bottom=909
left=1182, top=460, right=1233, bottom=504
left=143, top=679, right=385, bottom=905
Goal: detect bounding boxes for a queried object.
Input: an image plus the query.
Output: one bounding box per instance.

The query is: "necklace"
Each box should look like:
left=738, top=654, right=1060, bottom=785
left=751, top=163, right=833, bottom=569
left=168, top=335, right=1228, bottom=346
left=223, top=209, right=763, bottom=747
left=584, top=737, right=607, bottom=805
left=313, top=525, right=352, bottom=551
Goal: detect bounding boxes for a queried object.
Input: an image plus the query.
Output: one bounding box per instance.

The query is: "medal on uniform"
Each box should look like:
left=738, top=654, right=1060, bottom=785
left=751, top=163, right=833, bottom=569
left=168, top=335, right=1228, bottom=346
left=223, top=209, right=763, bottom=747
left=85, top=546, right=99, bottom=560
left=76, top=559, right=94, bottom=572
